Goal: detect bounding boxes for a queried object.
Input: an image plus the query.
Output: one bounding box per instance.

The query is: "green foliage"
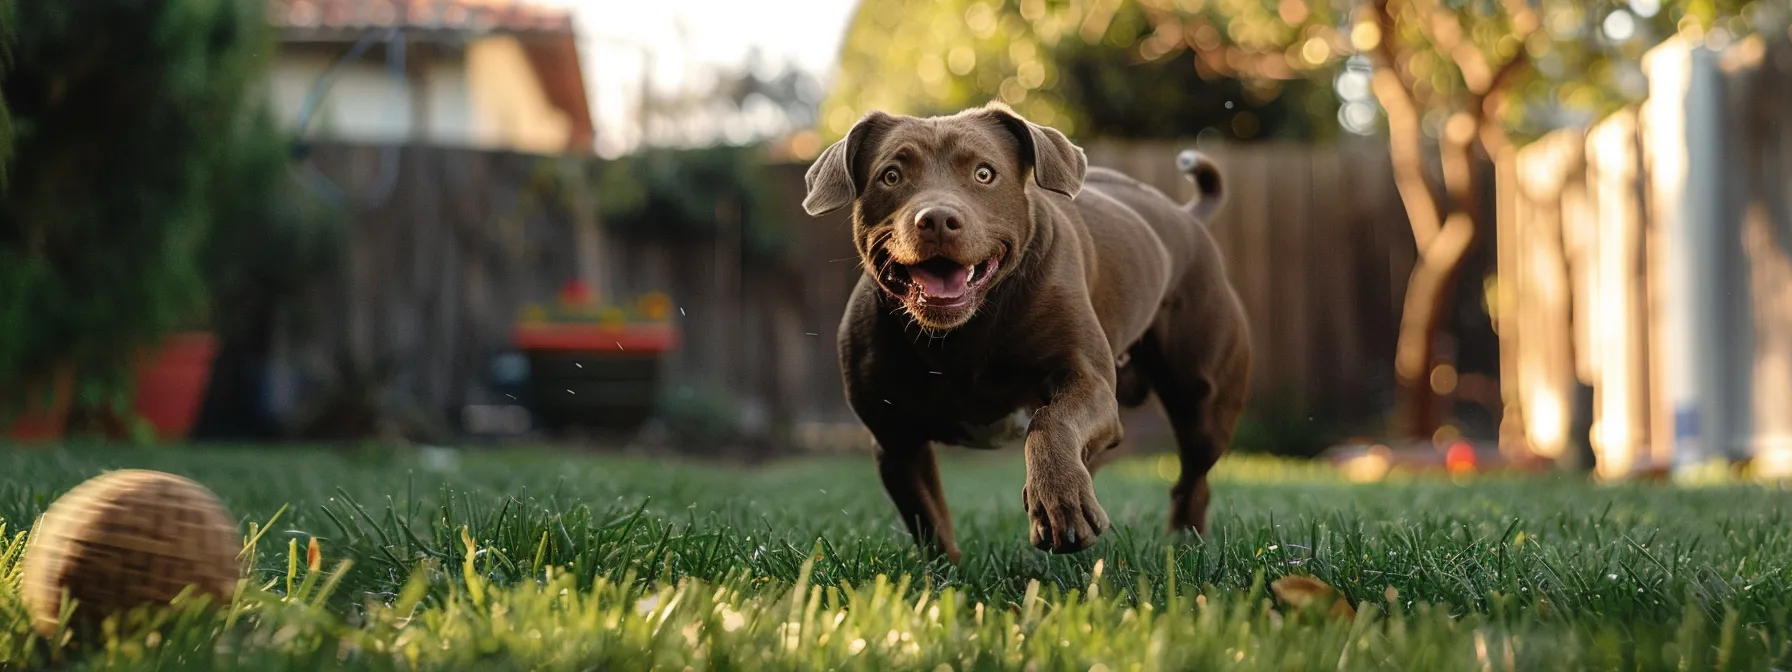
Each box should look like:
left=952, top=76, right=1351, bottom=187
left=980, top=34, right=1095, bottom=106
left=0, top=0, right=283, bottom=418
left=1051, top=15, right=1340, bottom=141
left=1333, top=0, right=1754, bottom=138
left=1232, top=399, right=1346, bottom=458
left=653, top=381, right=741, bottom=448
left=0, top=0, right=13, bottom=188
left=596, top=145, right=790, bottom=265
left=2, top=446, right=1792, bottom=668
left=198, top=107, right=343, bottom=345
left=824, top=0, right=1341, bottom=141
left=826, top=0, right=1764, bottom=144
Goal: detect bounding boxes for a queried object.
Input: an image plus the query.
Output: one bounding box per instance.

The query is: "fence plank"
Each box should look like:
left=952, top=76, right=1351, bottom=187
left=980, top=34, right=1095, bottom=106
left=1502, top=36, right=1792, bottom=476
left=269, top=141, right=1414, bottom=447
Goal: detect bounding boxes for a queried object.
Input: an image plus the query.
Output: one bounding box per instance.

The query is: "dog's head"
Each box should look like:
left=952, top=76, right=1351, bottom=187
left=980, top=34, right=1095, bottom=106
left=803, top=102, right=1087, bottom=331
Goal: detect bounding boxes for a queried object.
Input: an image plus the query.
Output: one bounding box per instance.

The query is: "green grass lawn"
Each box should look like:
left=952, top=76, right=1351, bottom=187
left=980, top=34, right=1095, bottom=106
left=1, top=444, right=1790, bottom=670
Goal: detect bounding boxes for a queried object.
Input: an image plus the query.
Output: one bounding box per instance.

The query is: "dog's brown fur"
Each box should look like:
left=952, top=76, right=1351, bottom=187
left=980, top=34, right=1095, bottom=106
left=804, top=103, right=1250, bottom=561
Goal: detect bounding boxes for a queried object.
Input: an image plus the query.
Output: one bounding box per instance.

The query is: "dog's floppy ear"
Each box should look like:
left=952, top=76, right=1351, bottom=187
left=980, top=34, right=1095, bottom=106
left=980, top=102, right=1087, bottom=198
left=803, top=111, right=893, bottom=216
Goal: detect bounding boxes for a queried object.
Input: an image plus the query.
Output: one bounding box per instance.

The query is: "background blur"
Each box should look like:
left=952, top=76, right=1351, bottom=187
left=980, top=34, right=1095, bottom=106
left=1, top=0, right=1788, bottom=480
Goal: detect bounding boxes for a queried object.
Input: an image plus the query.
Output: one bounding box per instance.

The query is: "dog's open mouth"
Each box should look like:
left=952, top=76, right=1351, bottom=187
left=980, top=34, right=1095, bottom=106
left=878, top=252, right=1002, bottom=309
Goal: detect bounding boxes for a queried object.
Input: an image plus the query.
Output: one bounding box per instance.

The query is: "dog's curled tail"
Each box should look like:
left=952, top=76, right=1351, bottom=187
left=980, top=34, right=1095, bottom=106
left=1176, top=150, right=1225, bottom=222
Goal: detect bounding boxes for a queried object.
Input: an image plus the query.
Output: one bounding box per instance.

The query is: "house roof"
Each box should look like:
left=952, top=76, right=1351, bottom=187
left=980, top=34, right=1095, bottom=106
left=268, top=0, right=575, bottom=39
left=268, top=0, right=595, bottom=153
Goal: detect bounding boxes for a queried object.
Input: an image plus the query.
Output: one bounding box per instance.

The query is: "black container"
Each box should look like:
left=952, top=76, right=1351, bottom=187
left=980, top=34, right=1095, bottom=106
left=524, top=350, right=661, bottom=433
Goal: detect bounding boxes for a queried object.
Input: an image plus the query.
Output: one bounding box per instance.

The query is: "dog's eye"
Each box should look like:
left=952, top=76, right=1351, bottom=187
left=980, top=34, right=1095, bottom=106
left=974, top=165, right=995, bottom=184
left=880, top=168, right=902, bottom=186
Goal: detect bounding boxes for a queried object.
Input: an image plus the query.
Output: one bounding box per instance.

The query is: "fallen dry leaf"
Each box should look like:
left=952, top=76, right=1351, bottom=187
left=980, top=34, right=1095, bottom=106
left=1270, top=575, right=1334, bottom=609
left=1271, top=575, right=1356, bottom=620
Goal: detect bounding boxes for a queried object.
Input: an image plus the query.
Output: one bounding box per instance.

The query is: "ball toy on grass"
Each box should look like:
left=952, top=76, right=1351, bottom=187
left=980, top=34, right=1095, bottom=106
left=20, top=470, right=243, bottom=637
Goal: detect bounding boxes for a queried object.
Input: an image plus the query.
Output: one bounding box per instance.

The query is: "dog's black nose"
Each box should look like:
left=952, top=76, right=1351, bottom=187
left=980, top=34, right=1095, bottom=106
left=914, top=206, right=963, bottom=233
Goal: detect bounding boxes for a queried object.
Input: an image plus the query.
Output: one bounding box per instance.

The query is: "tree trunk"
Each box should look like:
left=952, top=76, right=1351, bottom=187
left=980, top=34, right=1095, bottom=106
left=1393, top=213, right=1477, bottom=439
left=1360, top=0, right=1530, bottom=442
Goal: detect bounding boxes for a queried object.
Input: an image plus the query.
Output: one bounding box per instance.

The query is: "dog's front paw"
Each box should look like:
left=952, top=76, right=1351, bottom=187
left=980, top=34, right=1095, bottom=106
left=1022, top=468, right=1109, bottom=554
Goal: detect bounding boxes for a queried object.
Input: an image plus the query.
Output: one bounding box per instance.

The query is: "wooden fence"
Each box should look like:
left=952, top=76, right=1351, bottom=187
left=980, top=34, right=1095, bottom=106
left=1498, top=35, right=1792, bottom=478
left=1082, top=141, right=1414, bottom=422
left=255, top=139, right=1414, bottom=449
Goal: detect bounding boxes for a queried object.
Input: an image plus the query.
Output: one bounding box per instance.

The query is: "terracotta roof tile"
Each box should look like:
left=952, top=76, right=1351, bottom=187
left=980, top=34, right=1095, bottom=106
left=268, top=0, right=573, bottom=36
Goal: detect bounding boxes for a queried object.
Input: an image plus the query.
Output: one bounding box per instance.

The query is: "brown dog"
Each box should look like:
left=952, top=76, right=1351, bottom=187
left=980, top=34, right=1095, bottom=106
left=803, top=103, right=1250, bottom=561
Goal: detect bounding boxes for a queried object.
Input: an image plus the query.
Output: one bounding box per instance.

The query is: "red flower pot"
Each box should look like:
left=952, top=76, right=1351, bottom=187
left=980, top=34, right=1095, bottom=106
left=131, top=332, right=219, bottom=442
left=6, top=368, right=74, bottom=443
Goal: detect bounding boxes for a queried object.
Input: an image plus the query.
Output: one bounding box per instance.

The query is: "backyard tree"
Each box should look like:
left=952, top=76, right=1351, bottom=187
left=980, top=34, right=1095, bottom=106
left=1257, top=0, right=1755, bottom=438
left=825, top=0, right=1760, bottom=438
left=0, top=0, right=281, bottom=430
left=1306, top=0, right=1760, bottom=438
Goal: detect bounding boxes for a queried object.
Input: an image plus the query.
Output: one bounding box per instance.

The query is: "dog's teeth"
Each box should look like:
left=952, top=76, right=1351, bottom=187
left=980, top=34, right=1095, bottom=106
left=966, top=266, right=977, bottom=282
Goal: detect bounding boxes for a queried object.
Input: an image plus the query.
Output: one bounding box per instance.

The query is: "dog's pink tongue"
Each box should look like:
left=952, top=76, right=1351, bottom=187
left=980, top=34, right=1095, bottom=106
left=908, top=264, right=971, bottom=298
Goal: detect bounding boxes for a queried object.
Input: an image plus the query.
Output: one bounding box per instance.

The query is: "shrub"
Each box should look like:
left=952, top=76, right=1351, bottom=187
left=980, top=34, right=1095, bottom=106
left=0, top=0, right=12, bottom=187
left=1231, top=397, right=1346, bottom=459
left=0, top=0, right=279, bottom=424
left=596, top=145, right=791, bottom=267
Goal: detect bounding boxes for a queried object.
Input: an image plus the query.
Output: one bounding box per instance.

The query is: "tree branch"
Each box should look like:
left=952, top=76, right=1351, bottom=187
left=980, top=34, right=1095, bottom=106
left=1163, top=14, right=1302, bottom=80
left=1369, top=0, right=1419, bottom=93
left=1499, top=0, right=1542, bottom=35
left=1392, top=211, right=1477, bottom=437
left=1407, top=0, right=1496, bottom=95
left=1453, top=43, right=1495, bottom=94
left=1372, top=67, right=1444, bottom=250
left=1471, top=43, right=1533, bottom=158
left=1440, top=113, right=1477, bottom=203
left=1480, top=49, right=1531, bottom=108
left=1366, top=0, right=1446, bottom=250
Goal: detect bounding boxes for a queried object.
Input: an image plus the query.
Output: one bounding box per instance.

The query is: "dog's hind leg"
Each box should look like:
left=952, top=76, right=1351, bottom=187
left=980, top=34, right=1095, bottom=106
left=1136, top=328, right=1249, bottom=535
left=872, top=432, right=962, bottom=563
left=1114, top=346, right=1153, bottom=409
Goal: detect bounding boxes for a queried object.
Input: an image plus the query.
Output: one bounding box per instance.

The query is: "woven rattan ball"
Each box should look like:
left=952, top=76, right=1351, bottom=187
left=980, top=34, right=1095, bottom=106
left=21, top=470, right=242, bottom=636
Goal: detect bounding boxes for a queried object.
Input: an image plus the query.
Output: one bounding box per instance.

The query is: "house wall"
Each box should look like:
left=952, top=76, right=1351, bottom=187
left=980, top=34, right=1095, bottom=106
left=270, top=49, right=418, bottom=142
left=467, top=36, right=574, bottom=154
left=269, top=37, right=571, bottom=153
